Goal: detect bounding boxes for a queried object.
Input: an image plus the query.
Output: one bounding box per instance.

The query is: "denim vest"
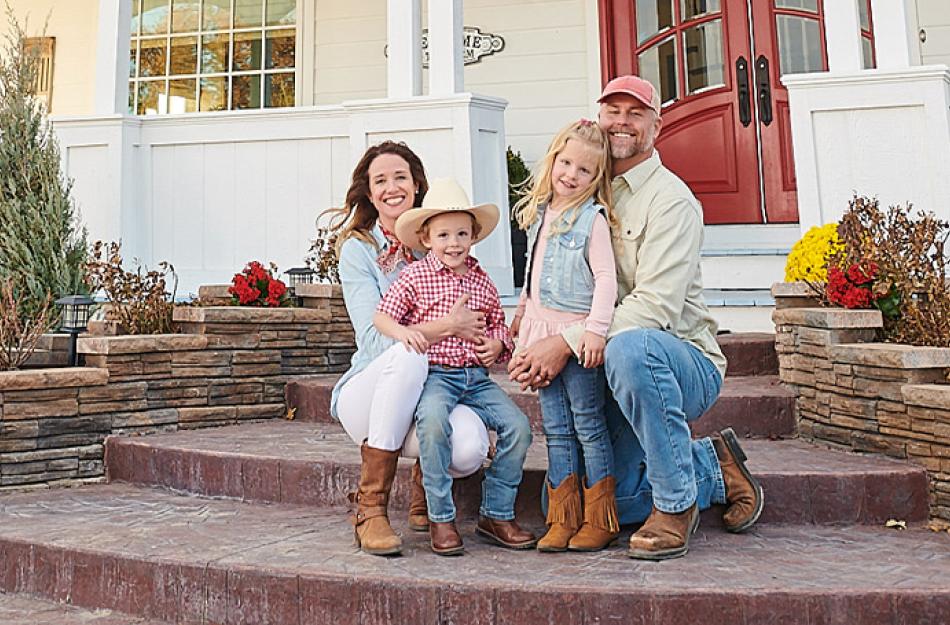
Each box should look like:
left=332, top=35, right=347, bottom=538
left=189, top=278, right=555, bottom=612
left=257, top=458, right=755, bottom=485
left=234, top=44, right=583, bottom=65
left=524, top=197, right=604, bottom=314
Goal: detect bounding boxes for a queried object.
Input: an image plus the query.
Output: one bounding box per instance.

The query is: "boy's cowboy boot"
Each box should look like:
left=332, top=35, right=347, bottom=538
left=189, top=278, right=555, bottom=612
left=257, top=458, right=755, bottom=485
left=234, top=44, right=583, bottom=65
left=712, top=428, right=764, bottom=533
left=537, top=473, right=582, bottom=552
left=408, top=458, right=429, bottom=532
left=350, top=442, right=402, bottom=556
left=627, top=503, right=699, bottom=561
left=429, top=520, right=464, bottom=556
left=476, top=517, right=538, bottom=549
left=568, top=476, right=620, bottom=552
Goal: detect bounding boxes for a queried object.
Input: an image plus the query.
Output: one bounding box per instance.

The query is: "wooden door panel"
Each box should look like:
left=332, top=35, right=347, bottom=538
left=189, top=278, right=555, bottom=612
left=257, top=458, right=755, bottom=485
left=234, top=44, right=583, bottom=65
left=659, top=104, right=739, bottom=193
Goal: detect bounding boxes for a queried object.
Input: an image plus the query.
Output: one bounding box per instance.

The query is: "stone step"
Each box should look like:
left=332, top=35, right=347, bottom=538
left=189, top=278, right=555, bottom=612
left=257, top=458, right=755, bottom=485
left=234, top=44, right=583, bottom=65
left=0, top=483, right=947, bottom=625
left=104, top=421, right=930, bottom=527
left=0, top=591, right=170, bottom=625
left=285, top=372, right=797, bottom=439
left=716, top=332, right=777, bottom=376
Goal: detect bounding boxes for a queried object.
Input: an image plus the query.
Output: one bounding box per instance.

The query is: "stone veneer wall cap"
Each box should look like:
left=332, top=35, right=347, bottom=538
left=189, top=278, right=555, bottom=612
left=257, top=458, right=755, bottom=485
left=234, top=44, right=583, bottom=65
left=294, top=283, right=342, bottom=298
left=901, top=383, right=950, bottom=410
left=173, top=306, right=330, bottom=324
left=772, top=307, right=883, bottom=329
left=832, top=343, right=950, bottom=369
left=0, top=367, right=108, bottom=391
left=771, top=282, right=818, bottom=298
left=77, top=334, right=209, bottom=355
left=197, top=284, right=231, bottom=300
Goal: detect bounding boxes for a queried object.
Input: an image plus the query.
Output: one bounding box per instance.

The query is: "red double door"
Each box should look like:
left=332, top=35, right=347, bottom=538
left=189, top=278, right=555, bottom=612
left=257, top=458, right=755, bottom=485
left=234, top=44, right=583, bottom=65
left=599, top=0, right=829, bottom=224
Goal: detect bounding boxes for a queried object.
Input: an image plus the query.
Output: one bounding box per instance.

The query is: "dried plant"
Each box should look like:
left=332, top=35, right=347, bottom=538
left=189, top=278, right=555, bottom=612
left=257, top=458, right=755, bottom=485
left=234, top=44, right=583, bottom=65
left=0, top=276, right=52, bottom=370
left=829, top=196, right=950, bottom=347
left=84, top=241, right=178, bottom=335
left=305, top=227, right=340, bottom=284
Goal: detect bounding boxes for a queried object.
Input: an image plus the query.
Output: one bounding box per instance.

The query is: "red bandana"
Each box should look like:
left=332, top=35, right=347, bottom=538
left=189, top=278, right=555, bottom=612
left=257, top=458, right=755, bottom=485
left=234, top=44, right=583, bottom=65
left=376, top=224, right=414, bottom=274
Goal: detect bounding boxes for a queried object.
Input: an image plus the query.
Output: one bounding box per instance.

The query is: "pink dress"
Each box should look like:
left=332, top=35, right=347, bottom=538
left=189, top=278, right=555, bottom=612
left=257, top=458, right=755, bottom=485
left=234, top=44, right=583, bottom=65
left=515, top=207, right=617, bottom=349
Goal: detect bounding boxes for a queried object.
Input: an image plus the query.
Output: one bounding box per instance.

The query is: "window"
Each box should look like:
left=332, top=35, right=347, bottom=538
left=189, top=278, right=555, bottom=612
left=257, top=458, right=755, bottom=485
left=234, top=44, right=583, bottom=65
left=857, top=0, right=876, bottom=69
left=129, top=0, right=296, bottom=115
left=23, top=37, right=55, bottom=112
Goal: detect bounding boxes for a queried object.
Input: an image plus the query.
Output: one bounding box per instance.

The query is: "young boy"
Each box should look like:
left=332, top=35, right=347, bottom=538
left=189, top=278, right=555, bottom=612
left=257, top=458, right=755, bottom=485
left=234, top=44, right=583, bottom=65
left=373, top=178, right=536, bottom=556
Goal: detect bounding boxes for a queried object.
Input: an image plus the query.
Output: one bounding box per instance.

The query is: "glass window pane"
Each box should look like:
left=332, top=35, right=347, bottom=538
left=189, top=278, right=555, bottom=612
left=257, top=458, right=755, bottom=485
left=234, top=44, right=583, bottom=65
left=858, top=0, right=870, bottom=31
left=201, top=33, right=230, bottom=73
left=128, top=80, right=136, bottom=113
left=232, top=74, right=261, bottom=109
left=774, top=0, right=818, bottom=12
left=265, top=29, right=294, bottom=69
left=200, top=76, right=228, bottom=111
left=131, top=0, right=141, bottom=36
left=861, top=36, right=875, bottom=69
left=141, top=0, right=170, bottom=36
left=169, top=36, right=198, bottom=75
left=203, top=0, right=231, bottom=31
left=137, top=79, right=167, bottom=115
left=264, top=72, right=294, bottom=107
left=775, top=15, right=823, bottom=75
left=166, top=78, right=197, bottom=112
left=266, top=0, right=296, bottom=26
left=685, top=19, right=724, bottom=94
left=637, top=37, right=678, bottom=106
left=130, top=40, right=138, bottom=78
left=681, top=0, right=720, bottom=21
left=234, top=0, right=263, bottom=28
left=233, top=30, right=262, bottom=70
left=139, top=38, right=167, bottom=77
left=637, top=0, right=674, bottom=45
left=171, top=0, right=199, bottom=33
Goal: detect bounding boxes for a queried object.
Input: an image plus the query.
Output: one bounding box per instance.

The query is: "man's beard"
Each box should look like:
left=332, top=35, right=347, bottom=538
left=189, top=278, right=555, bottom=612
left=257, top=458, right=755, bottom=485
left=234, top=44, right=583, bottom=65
left=609, top=138, right=645, bottom=160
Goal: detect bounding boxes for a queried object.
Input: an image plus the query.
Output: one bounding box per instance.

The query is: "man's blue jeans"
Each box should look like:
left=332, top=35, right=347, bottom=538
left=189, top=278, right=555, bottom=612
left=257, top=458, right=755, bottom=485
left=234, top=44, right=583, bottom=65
left=603, top=329, right=727, bottom=523
left=539, top=360, right=613, bottom=487
left=415, top=366, right=533, bottom=523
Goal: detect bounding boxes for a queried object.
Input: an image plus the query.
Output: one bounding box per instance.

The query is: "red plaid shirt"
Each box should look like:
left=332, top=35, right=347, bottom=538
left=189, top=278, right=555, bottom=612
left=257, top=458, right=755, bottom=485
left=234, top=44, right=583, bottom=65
left=377, top=252, right=513, bottom=366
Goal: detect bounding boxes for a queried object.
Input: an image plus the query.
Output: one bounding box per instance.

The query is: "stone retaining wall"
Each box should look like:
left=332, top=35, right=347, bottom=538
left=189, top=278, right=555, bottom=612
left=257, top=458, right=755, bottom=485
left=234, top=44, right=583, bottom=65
left=774, top=304, right=950, bottom=521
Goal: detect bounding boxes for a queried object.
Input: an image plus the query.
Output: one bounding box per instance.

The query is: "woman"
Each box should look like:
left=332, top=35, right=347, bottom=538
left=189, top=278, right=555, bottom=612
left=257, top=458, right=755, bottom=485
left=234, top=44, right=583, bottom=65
left=325, top=141, right=491, bottom=556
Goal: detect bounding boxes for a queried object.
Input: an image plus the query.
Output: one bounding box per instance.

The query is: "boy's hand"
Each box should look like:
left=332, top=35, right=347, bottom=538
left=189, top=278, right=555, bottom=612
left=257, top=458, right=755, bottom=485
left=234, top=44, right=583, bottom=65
left=509, top=314, right=522, bottom=340
left=577, top=331, right=605, bottom=368
left=474, top=337, right=504, bottom=367
left=396, top=326, right=429, bottom=354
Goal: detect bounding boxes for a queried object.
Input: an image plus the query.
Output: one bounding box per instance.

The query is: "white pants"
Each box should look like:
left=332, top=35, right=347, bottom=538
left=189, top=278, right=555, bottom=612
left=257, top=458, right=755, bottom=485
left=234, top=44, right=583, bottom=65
left=337, top=343, right=490, bottom=478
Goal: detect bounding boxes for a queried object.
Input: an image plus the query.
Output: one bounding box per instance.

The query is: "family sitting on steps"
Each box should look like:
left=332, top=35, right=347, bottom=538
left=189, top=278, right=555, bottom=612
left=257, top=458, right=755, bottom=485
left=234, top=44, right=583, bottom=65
left=322, top=75, right=765, bottom=561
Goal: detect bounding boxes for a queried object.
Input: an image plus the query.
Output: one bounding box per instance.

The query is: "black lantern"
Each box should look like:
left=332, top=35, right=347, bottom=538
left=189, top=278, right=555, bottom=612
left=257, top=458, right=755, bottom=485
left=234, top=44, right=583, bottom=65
left=284, top=266, right=317, bottom=287
left=55, top=294, right=95, bottom=367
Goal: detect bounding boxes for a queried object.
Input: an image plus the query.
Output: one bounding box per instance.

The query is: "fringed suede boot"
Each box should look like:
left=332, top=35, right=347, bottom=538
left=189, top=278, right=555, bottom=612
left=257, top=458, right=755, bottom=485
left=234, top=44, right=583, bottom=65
left=568, top=476, right=620, bottom=551
left=537, top=474, right=582, bottom=552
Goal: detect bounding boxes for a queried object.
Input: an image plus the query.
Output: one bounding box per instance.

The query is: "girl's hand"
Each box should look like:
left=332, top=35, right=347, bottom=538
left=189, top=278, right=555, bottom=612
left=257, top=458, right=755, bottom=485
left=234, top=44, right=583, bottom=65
left=396, top=326, right=429, bottom=354
left=577, top=331, right=605, bottom=368
left=509, top=314, right=522, bottom=339
left=447, top=293, right=487, bottom=341
left=474, top=337, right=504, bottom=367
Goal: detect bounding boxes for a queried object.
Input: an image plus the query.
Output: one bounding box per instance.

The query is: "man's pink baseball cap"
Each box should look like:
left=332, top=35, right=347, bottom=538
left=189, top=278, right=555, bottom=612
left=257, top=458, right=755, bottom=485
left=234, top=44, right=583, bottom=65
left=597, top=75, right=661, bottom=114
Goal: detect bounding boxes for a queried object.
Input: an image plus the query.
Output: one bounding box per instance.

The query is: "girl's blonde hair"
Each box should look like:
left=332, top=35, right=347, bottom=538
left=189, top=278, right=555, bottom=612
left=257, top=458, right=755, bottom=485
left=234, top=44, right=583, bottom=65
left=513, top=119, right=615, bottom=234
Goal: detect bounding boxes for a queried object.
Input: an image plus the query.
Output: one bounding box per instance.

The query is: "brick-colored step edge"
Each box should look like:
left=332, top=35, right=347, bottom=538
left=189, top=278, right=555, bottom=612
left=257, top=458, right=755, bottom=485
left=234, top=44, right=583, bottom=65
left=285, top=373, right=797, bottom=440
left=0, top=484, right=947, bottom=625
left=0, top=591, right=170, bottom=625
left=104, top=421, right=930, bottom=526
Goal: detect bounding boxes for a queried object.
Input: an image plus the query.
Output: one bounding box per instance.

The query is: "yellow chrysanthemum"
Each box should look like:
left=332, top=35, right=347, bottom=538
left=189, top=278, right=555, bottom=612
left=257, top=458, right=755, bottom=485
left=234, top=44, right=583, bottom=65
left=784, top=223, right=842, bottom=283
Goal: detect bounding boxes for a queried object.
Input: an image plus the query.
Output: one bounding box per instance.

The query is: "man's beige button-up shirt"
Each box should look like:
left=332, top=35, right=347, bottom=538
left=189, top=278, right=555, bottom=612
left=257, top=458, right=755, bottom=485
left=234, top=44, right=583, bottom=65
left=562, top=150, right=727, bottom=378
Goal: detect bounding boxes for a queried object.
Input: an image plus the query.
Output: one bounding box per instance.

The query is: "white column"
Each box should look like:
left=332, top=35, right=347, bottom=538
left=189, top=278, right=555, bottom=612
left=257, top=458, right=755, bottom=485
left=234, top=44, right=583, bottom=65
left=427, top=0, right=463, bottom=95
left=824, top=0, right=863, bottom=72
left=387, top=0, right=422, bottom=98
left=94, top=0, right=131, bottom=114
left=869, top=0, right=918, bottom=69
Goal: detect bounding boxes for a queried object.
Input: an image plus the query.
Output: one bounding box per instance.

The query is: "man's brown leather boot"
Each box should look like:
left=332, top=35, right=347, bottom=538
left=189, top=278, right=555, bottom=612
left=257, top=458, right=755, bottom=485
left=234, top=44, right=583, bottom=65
left=476, top=516, right=538, bottom=549
left=627, top=503, right=699, bottom=561
left=350, top=442, right=402, bottom=556
left=429, top=520, right=464, bottom=556
left=568, top=476, right=620, bottom=552
left=713, top=428, right=764, bottom=533
left=537, top=474, right=581, bottom=552
left=408, top=458, right=429, bottom=532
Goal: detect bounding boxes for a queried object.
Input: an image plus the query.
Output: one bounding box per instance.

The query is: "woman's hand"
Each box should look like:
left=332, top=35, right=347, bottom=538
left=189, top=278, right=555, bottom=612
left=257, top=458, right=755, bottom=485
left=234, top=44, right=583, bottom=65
left=474, top=337, right=504, bottom=367
left=395, top=326, right=429, bottom=354
left=446, top=293, right=487, bottom=341
left=577, top=331, right=605, bottom=368
left=509, top=314, right=522, bottom=340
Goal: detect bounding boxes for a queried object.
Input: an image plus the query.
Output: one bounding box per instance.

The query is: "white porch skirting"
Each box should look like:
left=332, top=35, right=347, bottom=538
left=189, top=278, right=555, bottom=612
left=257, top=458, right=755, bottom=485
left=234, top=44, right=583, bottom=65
left=51, top=93, right=514, bottom=297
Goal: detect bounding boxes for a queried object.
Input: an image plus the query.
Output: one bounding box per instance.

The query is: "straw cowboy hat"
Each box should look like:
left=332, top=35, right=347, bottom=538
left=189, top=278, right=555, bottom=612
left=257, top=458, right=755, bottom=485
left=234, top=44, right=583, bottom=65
left=394, top=178, right=499, bottom=251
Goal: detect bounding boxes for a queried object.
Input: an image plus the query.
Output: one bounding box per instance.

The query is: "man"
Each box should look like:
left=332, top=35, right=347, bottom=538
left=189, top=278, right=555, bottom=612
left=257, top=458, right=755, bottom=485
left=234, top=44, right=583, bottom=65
left=508, top=75, right=764, bottom=560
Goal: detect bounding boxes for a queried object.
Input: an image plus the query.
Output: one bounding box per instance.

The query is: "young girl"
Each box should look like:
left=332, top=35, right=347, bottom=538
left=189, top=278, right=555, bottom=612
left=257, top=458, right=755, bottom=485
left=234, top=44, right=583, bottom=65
left=510, top=119, right=619, bottom=552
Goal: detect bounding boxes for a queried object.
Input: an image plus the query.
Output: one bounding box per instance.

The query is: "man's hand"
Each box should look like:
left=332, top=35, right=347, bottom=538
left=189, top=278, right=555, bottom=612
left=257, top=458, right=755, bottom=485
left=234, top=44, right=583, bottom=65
left=577, top=331, right=606, bottom=368
left=474, top=337, right=504, bottom=367
left=507, top=334, right=572, bottom=391
left=446, top=293, right=487, bottom=342
left=394, top=326, right=429, bottom=354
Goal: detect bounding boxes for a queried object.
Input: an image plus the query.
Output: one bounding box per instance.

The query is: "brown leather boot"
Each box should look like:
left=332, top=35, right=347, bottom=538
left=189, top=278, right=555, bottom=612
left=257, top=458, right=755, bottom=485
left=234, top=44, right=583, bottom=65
left=408, top=458, right=429, bottom=532
left=476, top=516, right=538, bottom=549
left=429, top=520, right=464, bottom=556
left=568, top=476, right=620, bottom=552
left=350, top=442, right=402, bottom=556
left=713, top=428, right=764, bottom=533
left=537, top=474, right=582, bottom=552
left=627, top=503, right=699, bottom=561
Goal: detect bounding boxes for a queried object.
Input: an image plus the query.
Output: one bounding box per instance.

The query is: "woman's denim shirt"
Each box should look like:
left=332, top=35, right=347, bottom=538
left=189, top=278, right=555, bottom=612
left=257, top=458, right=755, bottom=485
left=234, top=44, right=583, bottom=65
left=330, top=223, right=417, bottom=418
left=524, top=197, right=604, bottom=314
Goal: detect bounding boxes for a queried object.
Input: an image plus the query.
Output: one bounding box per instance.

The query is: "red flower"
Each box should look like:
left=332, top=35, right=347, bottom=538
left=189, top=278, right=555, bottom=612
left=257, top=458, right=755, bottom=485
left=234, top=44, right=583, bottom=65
left=826, top=262, right=879, bottom=309
left=229, top=261, right=289, bottom=307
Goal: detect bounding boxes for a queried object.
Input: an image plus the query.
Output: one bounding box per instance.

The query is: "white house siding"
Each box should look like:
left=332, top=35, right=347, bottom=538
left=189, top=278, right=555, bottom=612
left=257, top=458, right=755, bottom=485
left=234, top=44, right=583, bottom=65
left=917, top=0, right=950, bottom=66
left=310, top=0, right=593, bottom=165
left=1, top=0, right=99, bottom=115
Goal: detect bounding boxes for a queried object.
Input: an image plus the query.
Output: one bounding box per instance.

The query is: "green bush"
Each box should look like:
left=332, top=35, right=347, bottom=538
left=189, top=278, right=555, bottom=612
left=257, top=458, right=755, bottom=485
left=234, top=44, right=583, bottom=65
left=506, top=147, right=531, bottom=227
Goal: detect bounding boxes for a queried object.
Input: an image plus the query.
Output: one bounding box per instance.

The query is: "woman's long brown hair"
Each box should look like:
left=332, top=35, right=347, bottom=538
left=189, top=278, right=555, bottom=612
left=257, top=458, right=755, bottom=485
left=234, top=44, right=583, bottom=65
left=323, top=141, right=429, bottom=257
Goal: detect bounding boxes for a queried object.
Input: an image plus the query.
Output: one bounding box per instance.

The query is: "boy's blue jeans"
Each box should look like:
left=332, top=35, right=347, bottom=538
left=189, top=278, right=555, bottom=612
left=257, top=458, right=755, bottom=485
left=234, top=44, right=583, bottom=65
left=538, top=359, right=613, bottom=487
left=415, top=366, right=532, bottom=523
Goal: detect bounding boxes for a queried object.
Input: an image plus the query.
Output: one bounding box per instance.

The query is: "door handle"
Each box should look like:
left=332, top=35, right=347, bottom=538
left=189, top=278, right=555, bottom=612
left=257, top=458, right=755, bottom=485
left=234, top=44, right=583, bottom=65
left=736, top=56, right=752, bottom=127
left=754, top=54, right=773, bottom=126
